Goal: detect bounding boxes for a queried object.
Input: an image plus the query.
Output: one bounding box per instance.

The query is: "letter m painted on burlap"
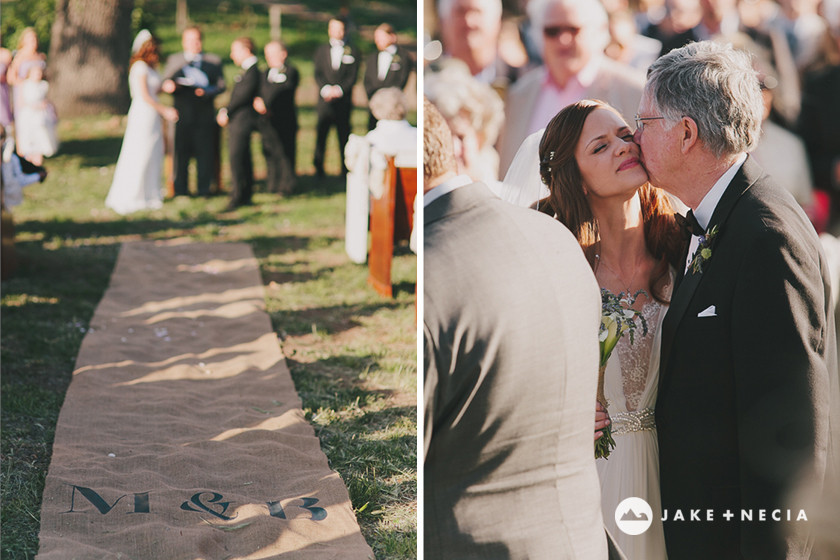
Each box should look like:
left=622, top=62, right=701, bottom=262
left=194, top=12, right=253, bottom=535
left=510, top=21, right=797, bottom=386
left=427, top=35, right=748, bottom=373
left=62, top=485, right=150, bottom=514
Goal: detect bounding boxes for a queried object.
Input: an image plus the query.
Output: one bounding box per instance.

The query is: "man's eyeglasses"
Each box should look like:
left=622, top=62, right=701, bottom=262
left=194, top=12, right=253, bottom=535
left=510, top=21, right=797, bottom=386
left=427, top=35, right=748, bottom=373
left=634, top=114, right=665, bottom=133
left=543, top=25, right=581, bottom=39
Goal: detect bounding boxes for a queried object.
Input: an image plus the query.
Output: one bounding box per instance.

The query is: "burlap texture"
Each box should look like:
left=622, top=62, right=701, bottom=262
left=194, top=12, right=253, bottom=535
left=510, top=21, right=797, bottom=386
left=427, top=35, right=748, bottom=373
left=36, top=240, right=374, bottom=559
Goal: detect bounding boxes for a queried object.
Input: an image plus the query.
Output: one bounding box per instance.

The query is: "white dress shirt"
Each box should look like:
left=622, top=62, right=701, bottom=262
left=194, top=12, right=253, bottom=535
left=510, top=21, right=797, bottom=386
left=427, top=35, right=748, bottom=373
left=685, top=153, right=747, bottom=272
left=241, top=55, right=258, bottom=71
left=330, top=40, right=344, bottom=70
left=377, top=45, right=396, bottom=81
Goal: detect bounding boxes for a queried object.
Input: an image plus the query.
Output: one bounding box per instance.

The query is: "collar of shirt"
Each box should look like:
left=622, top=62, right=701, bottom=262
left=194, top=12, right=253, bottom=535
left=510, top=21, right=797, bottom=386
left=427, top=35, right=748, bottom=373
left=241, top=56, right=258, bottom=70
left=424, top=174, right=472, bottom=207
left=330, top=40, right=344, bottom=49
left=693, top=152, right=747, bottom=230
left=185, top=53, right=202, bottom=64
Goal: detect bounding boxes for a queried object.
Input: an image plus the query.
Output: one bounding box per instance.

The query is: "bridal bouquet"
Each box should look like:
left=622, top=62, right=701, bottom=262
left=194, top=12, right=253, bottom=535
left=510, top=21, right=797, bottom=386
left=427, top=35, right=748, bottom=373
left=596, top=289, right=648, bottom=459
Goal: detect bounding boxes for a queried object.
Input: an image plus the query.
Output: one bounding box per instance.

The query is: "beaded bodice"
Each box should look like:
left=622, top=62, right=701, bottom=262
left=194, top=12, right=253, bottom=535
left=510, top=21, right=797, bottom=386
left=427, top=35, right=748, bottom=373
left=616, top=299, right=664, bottom=411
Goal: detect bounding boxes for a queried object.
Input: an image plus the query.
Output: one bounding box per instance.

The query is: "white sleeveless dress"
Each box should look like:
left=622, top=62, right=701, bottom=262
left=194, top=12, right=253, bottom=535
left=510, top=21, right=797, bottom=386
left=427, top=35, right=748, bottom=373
left=597, top=286, right=671, bottom=560
left=105, top=60, right=164, bottom=215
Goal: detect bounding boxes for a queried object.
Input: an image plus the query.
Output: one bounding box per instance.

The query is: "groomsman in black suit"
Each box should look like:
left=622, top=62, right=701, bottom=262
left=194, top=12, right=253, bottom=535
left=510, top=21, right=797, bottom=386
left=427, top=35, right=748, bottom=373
left=161, top=26, right=225, bottom=197
left=313, top=18, right=360, bottom=177
left=363, top=23, right=414, bottom=131
left=256, top=40, right=299, bottom=195
left=635, top=40, right=838, bottom=560
left=216, top=37, right=260, bottom=210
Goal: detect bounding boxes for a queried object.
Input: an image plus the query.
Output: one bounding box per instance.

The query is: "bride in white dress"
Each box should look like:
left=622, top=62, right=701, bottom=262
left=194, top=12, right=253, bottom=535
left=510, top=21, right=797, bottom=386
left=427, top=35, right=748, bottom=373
left=106, top=30, right=178, bottom=215
left=502, top=100, right=688, bottom=559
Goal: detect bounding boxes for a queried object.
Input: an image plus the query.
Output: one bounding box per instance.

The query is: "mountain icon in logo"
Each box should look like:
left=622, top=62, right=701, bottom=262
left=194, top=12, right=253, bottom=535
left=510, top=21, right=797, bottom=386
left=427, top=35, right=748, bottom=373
left=615, top=497, right=654, bottom=535
left=620, top=509, right=649, bottom=522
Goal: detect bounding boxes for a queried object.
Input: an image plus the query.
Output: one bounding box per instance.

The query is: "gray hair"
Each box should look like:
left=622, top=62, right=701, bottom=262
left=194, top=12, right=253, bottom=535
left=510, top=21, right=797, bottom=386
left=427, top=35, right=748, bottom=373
left=526, top=0, right=609, bottom=57
left=645, top=40, right=763, bottom=157
left=438, top=0, right=502, bottom=23
left=369, top=87, right=407, bottom=121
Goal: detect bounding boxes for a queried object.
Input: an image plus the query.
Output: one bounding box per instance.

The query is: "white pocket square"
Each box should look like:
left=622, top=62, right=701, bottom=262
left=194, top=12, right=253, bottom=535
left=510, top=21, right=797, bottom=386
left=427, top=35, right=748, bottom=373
left=697, top=305, right=717, bottom=318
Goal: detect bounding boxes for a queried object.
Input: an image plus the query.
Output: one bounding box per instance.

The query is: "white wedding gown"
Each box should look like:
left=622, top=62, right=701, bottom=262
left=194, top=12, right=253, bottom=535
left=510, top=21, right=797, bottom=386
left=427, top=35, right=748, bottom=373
left=597, top=292, right=670, bottom=560
left=105, top=60, right=164, bottom=215
left=500, top=130, right=673, bottom=559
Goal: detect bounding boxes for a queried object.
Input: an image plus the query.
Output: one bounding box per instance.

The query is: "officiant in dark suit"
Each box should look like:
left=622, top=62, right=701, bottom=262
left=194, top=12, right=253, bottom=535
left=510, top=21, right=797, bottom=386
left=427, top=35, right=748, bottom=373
left=363, top=23, right=413, bottom=130
left=313, top=18, right=360, bottom=178
left=635, top=40, right=838, bottom=560
left=161, top=26, right=225, bottom=197
left=216, top=37, right=260, bottom=210
left=257, top=40, right=299, bottom=195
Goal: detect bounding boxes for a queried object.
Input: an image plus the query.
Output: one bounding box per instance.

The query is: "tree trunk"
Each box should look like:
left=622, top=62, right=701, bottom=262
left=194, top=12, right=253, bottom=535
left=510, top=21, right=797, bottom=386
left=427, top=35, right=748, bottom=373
left=176, top=0, right=188, bottom=33
left=48, top=0, right=135, bottom=117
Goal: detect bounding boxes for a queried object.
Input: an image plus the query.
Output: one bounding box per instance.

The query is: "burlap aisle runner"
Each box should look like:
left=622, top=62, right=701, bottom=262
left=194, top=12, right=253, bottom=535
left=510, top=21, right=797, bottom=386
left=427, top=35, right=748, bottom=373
left=37, top=240, right=373, bottom=559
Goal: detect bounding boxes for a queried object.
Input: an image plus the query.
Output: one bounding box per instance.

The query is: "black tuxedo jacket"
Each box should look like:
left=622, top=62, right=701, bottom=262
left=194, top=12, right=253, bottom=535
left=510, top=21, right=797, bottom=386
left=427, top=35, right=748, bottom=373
left=658, top=157, right=836, bottom=560
left=161, top=52, right=225, bottom=123
left=363, top=45, right=413, bottom=99
left=260, top=64, right=299, bottom=129
left=313, top=42, right=360, bottom=108
left=226, top=63, right=260, bottom=127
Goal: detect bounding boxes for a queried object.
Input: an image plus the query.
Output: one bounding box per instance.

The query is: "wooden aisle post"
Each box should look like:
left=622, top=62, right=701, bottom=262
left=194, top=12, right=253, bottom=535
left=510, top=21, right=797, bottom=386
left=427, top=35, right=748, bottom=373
left=367, top=157, right=417, bottom=298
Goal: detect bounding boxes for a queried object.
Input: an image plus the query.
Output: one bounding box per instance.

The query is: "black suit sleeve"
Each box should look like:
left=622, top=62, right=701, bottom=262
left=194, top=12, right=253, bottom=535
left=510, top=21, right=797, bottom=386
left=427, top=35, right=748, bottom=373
left=336, top=46, right=360, bottom=95
left=313, top=46, right=331, bottom=90
left=731, top=226, right=830, bottom=557
left=227, top=66, right=260, bottom=117
left=363, top=52, right=378, bottom=98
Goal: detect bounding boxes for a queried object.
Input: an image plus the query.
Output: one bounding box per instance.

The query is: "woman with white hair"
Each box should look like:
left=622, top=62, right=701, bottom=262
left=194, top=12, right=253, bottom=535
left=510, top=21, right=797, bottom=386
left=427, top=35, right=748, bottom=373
left=424, top=59, right=504, bottom=187
left=105, top=30, right=178, bottom=215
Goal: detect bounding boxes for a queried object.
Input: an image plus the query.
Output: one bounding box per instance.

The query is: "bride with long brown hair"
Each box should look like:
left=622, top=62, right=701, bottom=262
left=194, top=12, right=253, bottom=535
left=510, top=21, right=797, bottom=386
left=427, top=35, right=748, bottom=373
left=529, top=99, right=686, bottom=559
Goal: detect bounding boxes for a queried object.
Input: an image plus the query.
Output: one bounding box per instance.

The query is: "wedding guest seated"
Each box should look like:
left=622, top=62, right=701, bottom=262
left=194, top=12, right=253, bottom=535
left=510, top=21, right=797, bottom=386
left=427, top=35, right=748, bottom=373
left=424, top=59, right=504, bottom=189
left=497, top=0, right=645, bottom=177
left=343, top=87, right=417, bottom=264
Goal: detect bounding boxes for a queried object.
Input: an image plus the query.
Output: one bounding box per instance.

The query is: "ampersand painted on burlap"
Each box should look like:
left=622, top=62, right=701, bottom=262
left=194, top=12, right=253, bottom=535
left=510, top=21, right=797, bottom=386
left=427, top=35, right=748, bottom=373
left=180, top=491, right=236, bottom=521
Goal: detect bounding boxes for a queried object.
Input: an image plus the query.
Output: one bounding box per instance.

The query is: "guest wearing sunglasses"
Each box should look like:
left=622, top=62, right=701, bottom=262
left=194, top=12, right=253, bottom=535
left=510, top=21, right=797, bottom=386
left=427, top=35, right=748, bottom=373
left=497, top=0, right=644, bottom=178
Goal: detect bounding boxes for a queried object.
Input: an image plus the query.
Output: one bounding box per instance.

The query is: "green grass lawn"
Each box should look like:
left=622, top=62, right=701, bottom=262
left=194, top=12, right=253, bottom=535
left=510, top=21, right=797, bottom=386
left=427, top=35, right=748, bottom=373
left=1, top=105, right=417, bottom=558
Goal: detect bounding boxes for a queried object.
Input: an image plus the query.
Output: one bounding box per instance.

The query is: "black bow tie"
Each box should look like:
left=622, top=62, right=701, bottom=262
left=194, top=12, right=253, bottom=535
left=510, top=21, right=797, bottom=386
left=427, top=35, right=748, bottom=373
left=677, top=210, right=705, bottom=237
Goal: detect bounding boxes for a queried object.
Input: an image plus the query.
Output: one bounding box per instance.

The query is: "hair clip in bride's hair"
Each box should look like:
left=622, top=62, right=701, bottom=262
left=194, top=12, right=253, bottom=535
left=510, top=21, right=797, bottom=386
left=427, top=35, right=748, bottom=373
left=549, top=151, right=555, bottom=161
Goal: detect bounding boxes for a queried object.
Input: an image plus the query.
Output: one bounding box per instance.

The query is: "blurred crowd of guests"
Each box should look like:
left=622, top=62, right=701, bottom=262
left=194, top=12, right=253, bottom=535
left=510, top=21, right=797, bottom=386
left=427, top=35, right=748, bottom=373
left=0, top=27, right=53, bottom=215
left=425, top=0, right=840, bottom=234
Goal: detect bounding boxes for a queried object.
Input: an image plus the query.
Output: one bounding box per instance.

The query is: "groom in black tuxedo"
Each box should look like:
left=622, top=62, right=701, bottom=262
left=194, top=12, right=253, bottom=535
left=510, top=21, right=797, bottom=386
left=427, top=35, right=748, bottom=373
left=216, top=37, right=260, bottom=210
left=312, top=18, right=360, bottom=177
left=363, top=23, right=413, bottom=131
left=635, top=40, right=837, bottom=560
